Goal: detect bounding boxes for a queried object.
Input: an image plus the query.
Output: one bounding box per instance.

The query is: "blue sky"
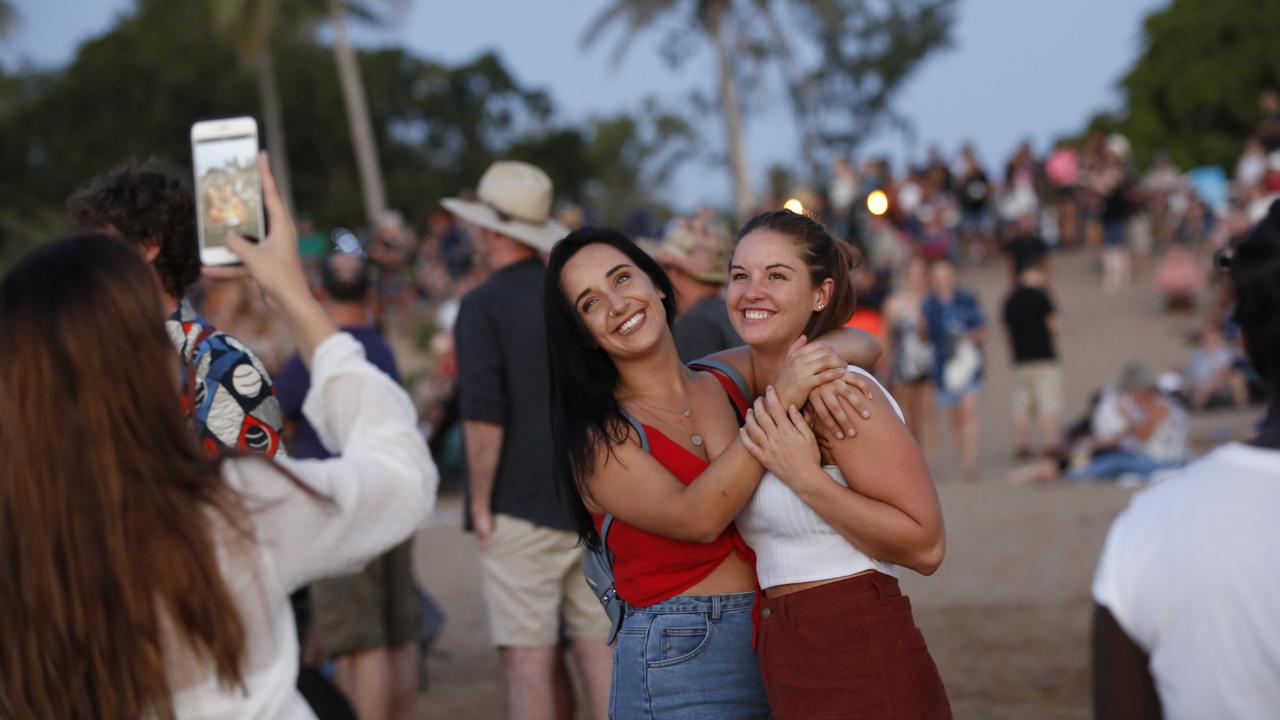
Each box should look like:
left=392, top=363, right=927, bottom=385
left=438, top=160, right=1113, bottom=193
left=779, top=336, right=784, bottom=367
left=3, top=0, right=1167, bottom=210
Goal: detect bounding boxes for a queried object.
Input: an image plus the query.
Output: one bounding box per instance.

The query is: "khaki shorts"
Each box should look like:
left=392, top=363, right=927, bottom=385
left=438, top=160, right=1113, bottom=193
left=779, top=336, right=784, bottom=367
left=479, top=513, right=611, bottom=648
left=1011, top=361, right=1063, bottom=422
left=310, top=539, right=420, bottom=659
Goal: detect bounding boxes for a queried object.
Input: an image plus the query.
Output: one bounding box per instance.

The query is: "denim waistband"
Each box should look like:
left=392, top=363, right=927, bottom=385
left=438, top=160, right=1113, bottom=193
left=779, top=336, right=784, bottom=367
left=630, top=591, right=757, bottom=615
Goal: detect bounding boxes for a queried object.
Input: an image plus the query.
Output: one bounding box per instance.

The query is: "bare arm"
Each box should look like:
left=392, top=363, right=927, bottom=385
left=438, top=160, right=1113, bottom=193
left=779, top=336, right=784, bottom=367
left=813, top=327, right=883, bottom=370
left=224, top=153, right=337, bottom=365
left=1093, top=604, right=1163, bottom=720
left=585, top=382, right=764, bottom=544
left=791, top=391, right=945, bottom=574
left=463, top=420, right=503, bottom=547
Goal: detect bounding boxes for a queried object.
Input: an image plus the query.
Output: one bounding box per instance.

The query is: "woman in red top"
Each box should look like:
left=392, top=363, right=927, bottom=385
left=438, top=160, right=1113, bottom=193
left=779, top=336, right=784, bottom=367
left=545, top=227, right=852, bottom=719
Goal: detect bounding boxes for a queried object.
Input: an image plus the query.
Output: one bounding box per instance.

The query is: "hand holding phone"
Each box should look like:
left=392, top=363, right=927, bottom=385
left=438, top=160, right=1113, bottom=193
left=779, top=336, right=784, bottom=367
left=191, top=117, right=265, bottom=266
left=224, top=152, right=337, bottom=365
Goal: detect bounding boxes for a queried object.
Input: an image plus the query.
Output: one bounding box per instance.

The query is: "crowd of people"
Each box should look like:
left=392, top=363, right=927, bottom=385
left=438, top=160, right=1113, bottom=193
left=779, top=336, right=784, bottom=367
left=0, top=90, right=1278, bottom=720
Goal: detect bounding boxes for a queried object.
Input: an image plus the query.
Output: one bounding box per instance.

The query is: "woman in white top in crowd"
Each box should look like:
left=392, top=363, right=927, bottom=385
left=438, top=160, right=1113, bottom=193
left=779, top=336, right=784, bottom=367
left=701, top=209, right=950, bottom=719
left=0, top=154, right=438, bottom=720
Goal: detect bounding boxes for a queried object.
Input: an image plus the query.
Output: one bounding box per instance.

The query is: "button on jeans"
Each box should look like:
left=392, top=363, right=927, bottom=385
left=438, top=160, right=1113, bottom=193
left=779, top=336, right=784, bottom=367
left=610, top=592, right=769, bottom=719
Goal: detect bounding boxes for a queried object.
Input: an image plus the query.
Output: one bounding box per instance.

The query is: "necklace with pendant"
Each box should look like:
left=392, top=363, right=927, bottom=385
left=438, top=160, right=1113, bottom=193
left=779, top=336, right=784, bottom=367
left=628, top=399, right=702, bottom=447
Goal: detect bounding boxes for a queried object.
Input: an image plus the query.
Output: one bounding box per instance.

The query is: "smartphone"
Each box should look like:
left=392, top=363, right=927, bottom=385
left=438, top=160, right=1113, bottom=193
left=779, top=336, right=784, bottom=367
left=191, top=117, right=265, bottom=266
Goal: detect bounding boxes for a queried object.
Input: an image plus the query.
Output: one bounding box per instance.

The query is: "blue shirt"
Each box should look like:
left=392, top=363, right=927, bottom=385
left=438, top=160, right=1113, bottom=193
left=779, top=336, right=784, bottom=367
left=275, top=326, right=400, bottom=460
left=922, top=288, right=985, bottom=384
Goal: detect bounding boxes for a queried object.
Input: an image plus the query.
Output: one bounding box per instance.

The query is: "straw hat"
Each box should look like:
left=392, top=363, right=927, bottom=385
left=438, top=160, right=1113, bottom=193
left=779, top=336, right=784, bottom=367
left=441, top=161, right=568, bottom=253
left=652, top=223, right=731, bottom=285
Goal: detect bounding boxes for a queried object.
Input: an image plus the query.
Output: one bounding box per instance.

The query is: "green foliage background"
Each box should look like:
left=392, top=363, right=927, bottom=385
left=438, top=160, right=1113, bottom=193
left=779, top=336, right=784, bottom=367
left=1118, top=0, right=1280, bottom=168
left=0, top=1, right=695, bottom=261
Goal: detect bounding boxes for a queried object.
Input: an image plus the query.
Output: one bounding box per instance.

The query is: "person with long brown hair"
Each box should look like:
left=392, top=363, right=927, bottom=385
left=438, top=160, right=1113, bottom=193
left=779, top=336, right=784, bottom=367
left=0, top=154, right=437, bottom=720
left=701, top=209, right=950, bottom=719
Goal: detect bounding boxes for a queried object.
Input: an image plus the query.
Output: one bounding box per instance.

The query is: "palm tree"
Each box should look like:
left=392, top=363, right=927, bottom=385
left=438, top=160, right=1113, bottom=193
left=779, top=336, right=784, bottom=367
left=753, top=0, right=820, bottom=182
left=211, top=0, right=296, bottom=215
left=585, top=0, right=756, bottom=219
left=586, top=0, right=955, bottom=208
left=328, top=0, right=389, bottom=230
left=212, top=0, right=400, bottom=227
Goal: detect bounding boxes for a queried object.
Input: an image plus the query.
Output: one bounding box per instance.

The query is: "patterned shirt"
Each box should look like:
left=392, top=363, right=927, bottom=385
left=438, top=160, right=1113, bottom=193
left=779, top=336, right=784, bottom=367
left=167, top=299, right=284, bottom=457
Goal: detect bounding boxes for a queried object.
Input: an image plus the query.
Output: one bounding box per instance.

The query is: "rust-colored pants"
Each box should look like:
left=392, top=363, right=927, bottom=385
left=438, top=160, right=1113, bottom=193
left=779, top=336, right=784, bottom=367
left=758, top=572, right=952, bottom=719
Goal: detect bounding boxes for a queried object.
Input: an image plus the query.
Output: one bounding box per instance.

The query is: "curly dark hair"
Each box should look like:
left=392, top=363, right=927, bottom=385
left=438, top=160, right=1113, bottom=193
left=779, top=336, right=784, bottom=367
left=67, top=162, right=201, bottom=300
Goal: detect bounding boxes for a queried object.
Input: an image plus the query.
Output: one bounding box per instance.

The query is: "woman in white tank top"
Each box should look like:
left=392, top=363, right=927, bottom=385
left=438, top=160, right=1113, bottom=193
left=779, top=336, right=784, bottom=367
left=698, top=210, right=951, bottom=719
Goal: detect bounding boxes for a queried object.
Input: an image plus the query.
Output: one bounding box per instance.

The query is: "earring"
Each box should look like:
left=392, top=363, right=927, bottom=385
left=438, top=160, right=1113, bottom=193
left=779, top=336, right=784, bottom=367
left=816, top=304, right=826, bottom=311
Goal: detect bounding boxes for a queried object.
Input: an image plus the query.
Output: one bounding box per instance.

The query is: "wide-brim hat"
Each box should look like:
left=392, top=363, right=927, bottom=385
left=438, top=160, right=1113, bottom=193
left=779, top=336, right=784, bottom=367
left=652, top=224, right=730, bottom=284
left=441, top=161, right=568, bottom=253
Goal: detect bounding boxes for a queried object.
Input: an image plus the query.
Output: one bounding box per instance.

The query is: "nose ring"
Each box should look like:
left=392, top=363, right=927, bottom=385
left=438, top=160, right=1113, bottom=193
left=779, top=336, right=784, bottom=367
left=609, top=309, right=618, bottom=318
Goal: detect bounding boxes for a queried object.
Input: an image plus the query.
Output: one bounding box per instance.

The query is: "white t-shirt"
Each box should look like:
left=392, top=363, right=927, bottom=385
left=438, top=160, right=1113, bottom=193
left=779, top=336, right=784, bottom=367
left=168, top=333, right=438, bottom=719
left=1092, top=443, right=1280, bottom=720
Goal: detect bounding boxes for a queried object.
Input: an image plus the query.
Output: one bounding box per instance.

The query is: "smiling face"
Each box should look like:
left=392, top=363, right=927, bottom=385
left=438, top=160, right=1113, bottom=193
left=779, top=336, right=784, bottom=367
left=727, top=229, right=833, bottom=352
left=559, top=242, right=670, bottom=360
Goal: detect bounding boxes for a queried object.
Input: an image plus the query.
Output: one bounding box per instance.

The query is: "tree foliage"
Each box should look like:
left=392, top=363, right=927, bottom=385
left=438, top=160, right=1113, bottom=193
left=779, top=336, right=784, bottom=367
left=1119, top=0, right=1280, bottom=169
left=0, top=0, right=694, bottom=258
left=583, top=0, right=955, bottom=175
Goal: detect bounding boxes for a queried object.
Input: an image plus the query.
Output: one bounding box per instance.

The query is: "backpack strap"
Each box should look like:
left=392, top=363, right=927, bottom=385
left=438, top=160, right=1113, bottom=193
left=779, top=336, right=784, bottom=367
left=597, top=411, right=649, bottom=564
left=620, top=409, right=650, bottom=453
left=599, top=513, right=616, bottom=570
left=688, top=358, right=751, bottom=422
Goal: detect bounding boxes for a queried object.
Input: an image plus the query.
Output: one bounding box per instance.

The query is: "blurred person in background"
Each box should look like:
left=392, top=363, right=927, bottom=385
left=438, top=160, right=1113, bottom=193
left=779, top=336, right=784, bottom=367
left=1256, top=89, right=1280, bottom=153
left=0, top=155, right=437, bottom=719
left=1068, top=364, right=1188, bottom=482
left=1002, top=210, right=1051, bottom=286
left=1002, top=261, right=1062, bottom=459
left=652, top=220, right=742, bottom=362
left=923, top=259, right=985, bottom=481
left=1096, top=135, right=1140, bottom=294
left=883, top=255, right=938, bottom=459
left=955, top=144, right=994, bottom=262
left=829, top=156, right=860, bottom=239
left=369, top=210, right=417, bottom=325
left=1183, top=326, right=1249, bottom=412
left=445, top=161, right=612, bottom=720
left=275, top=250, right=421, bottom=720
left=1092, top=200, right=1280, bottom=720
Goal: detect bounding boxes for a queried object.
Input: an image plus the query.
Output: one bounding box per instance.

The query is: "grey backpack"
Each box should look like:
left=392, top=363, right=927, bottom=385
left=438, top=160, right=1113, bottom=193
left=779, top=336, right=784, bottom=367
left=582, top=412, right=649, bottom=645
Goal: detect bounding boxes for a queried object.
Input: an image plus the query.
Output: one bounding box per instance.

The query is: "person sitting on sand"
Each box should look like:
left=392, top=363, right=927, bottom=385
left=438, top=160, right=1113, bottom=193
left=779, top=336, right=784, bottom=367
left=1066, top=364, right=1189, bottom=482
left=1183, top=326, right=1250, bottom=411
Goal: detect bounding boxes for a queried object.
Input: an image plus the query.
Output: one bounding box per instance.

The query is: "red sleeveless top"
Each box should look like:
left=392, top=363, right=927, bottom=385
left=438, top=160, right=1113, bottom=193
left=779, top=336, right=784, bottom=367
left=592, top=423, right=756, bottom=608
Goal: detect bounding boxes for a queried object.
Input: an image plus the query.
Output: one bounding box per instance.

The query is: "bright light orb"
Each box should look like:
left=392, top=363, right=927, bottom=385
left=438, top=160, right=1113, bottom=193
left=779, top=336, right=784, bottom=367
left=866, top=190, right=889, bottom=216
left=783, top=198, right=805, bottom=214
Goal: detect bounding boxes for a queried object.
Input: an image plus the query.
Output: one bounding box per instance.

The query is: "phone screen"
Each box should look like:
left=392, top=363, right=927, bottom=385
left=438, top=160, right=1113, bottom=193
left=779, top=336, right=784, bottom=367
left=193, top=134, right=262, bottom=248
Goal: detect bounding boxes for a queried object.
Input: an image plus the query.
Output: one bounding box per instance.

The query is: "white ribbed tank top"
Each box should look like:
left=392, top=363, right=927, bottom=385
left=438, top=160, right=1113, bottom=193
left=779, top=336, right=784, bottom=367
left=736, top=366, right=904, bottom=589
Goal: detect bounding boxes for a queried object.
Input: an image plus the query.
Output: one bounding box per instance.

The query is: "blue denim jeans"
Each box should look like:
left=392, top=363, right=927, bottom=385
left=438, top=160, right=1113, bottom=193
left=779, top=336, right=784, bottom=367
left=1067, top=449, right=1186, bottom=481
left=610, top=592, right=769, bottom=720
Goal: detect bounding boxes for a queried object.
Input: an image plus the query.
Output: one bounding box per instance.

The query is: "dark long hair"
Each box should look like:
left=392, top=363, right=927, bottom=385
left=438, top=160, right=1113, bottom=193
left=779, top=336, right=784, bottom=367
left=1230, top=200, right=1280, bottom=390
left=737, top=209, right=860, bottom=339
left=544, top=227, right=678, bottom=543
left=0, top=236, right=248, bottom=719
